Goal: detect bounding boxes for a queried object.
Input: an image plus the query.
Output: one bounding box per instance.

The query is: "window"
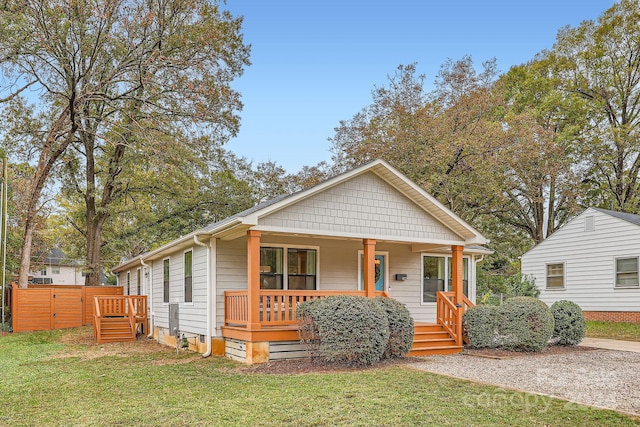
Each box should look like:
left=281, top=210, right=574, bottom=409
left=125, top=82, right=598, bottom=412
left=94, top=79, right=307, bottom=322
left=422, top=256, right=446, bottom=303
left=184, top=250, right=193, bottom=302
left=287, top=248, right=317, bottom=290
left=127, top=272, right=131, bottom=295
left=546, top=263, right=565, bottom=289
left=52, top=266, right=61, bottom=275
left=163, top=258, right=170, bottom=303
left=40, top=267, right=47, bottom=275
left=137, top=268, right=141, bottom=295
left=260, top=246, right=317, bottom=290
left=422, top=255, right=470, bottom=303
left=616, top=257, right=639, bottom=287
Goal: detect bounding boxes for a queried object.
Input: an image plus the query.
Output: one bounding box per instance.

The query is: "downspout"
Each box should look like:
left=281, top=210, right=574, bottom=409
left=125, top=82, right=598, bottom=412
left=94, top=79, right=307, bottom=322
left=193, top=235, right=212, bottom=357
left=140, top=256, right=153, bottom=339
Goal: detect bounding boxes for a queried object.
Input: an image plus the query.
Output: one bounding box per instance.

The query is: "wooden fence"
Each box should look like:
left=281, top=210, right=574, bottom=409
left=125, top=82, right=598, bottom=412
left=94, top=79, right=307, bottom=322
left=11, top=284, right=123, bottom=332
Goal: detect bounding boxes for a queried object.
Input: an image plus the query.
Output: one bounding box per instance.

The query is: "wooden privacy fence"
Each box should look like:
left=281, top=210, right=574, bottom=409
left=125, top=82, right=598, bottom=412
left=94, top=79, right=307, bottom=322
left=11, top=284, right=123, bottom=332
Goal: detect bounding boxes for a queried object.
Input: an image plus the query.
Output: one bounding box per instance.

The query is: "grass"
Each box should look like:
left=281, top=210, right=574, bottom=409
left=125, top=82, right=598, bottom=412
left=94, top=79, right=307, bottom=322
left=586, top=321, right=640, bottom=341
left=1, top=328, right=639, bottom=426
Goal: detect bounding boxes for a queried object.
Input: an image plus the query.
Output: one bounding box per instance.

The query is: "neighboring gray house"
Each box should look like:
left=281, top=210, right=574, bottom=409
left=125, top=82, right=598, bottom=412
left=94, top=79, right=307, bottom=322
left=113, top=160, right=491, bottom=363
left=522, top=207, right=640, bottom=322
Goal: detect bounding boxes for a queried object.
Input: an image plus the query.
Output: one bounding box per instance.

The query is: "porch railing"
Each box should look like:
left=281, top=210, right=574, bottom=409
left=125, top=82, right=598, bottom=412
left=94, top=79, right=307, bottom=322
left=224, top=290, right=388, bottom=327
left=436, top=291, right=473, bottom=346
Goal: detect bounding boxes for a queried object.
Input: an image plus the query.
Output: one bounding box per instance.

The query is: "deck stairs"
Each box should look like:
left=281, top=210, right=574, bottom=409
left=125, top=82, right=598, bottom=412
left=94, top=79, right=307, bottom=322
left=408, top=323, right=463, bottom=356
left=95, top=316, right=136, bottom=343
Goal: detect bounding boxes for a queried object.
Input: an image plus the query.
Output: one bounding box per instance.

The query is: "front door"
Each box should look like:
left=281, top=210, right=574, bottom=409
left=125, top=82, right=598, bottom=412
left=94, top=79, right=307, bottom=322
left=359, top=253, right=387, bottom=291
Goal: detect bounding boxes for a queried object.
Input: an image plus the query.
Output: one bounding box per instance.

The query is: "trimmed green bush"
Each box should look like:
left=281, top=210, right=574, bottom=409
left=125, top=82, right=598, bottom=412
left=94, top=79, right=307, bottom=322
left=297, top=295, right=390, bottom=366
left=374, top=297, right=414, bottom=358
left=551, top=300, right=586, bottom=346
left=463, top=305, right=501, bottom=348
left=498, top=296, right=554, bottom=352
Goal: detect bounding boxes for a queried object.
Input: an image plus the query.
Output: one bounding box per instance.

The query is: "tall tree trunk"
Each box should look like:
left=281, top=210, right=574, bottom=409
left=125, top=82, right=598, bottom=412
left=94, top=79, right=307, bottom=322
left=17, top=108, right=72, bottom=288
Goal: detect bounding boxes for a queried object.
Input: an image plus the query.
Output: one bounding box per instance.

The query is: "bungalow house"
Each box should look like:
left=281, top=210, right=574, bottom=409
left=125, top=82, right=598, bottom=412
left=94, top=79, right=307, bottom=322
left=111, top=160, right=491, bottom=363
left=521, top=207, right=640, bottom=322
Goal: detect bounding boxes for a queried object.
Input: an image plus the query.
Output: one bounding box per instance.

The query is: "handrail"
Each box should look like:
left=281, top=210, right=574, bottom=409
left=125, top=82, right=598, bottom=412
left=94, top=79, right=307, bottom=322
left=224, top=289, right=387, bottom=327
left=436, top=291, right=475, bottom=346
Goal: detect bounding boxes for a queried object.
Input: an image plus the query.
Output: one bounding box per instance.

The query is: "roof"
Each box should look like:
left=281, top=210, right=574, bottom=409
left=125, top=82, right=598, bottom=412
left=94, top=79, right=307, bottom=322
left=113, top=159, right=489, bottom=272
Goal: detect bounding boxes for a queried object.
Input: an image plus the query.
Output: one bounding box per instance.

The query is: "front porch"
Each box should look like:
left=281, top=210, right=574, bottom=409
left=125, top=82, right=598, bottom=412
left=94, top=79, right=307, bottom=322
left=222, top=289, right=471, bottom=357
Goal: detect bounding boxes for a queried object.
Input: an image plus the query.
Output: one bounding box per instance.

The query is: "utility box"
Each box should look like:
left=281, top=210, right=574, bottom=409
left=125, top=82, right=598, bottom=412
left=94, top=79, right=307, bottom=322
left=169, top=303, right=179, bottom=336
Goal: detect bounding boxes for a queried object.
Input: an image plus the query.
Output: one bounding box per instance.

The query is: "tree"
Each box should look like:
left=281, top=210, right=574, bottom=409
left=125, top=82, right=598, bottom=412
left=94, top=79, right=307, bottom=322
left=0, top=0, right=250, bottom=286
left=552, top=0, right=640, bottom=212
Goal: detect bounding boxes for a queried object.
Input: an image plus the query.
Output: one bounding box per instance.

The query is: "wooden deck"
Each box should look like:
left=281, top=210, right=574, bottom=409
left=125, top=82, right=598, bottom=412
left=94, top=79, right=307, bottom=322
left=93, top=295, right=148, bottom=343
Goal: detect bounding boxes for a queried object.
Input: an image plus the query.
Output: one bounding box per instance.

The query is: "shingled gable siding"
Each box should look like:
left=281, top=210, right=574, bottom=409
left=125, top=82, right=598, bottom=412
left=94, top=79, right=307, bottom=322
left=259, top=172, right=462, bottom=242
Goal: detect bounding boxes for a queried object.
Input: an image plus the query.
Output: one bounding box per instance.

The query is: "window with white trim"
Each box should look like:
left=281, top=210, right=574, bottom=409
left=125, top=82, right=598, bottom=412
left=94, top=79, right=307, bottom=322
left=127, top=272, right=131, bottom=295
left=260, top=246, right=318, bottom=290
left=615, top=257, right=639, bottom=288
left=163, top=258, right=170, bottom=303
left=137, top=268, right=141, bottom=295
left=184, top=250, right=193, bottom=302
left=422, top=255, right=469, bottom=303
left=546, top=263, right=565, bottom=289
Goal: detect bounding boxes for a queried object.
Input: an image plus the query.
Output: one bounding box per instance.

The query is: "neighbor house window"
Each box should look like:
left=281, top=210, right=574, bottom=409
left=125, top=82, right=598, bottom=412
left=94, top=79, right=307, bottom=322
left=137, top=268, right=141, bottom=295
left=127, top=272, right=131, bottom=295
left=615, top=257, right=639, bottom=287
left=40, top=267, right=47, bottom=275
left=546, top=263, right=565, bottom=289
left=184, top=250, right=193, bottom=302
left=163, top=258, right=170, bottom=303
left=52, top=266, right=60, bottom=275
left=260, top=246, right=317, bottom=290
left=422, top=255, right=470, bottom=303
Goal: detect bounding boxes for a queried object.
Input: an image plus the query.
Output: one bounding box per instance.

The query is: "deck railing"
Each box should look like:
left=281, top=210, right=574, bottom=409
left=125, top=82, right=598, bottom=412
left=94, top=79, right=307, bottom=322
left=93, top=295, right=148, bottom=339
left=436, top=291, right=474, bottom=346
left=224, top=289, right=388, bottom=327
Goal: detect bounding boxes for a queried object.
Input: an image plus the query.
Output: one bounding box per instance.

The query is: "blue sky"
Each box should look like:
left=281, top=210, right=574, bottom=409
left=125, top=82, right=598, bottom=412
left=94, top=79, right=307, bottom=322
left=223, top=1, right=616, bottom=173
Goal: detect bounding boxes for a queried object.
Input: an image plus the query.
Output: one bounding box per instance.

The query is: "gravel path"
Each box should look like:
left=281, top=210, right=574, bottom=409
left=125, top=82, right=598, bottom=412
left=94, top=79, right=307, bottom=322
left=411, top=349, right=640, bottom=415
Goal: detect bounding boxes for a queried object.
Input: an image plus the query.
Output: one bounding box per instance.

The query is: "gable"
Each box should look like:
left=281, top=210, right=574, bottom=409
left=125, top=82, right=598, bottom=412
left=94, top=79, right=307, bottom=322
left=523, top=208, right=640, bottom=259
left=258, top=171, right=463, bottom=242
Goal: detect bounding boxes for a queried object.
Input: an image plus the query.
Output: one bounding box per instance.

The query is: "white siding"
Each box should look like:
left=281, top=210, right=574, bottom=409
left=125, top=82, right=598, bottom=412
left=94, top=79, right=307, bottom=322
left=215, top=238, right=248, bottom=334
left=260, top=172, right=461, bottom=242
left=149, top=245, right=209, bottom=335
left=522, top=209, right=640, bottom=311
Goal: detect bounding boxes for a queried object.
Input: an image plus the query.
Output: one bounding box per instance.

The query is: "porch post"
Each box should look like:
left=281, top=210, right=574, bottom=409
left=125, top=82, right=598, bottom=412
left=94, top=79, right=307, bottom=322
left=363, top=239, right=376, bottom=298
left=451, top=245, right=464, bottom=346
left=247, top=230, right=262, bottom=330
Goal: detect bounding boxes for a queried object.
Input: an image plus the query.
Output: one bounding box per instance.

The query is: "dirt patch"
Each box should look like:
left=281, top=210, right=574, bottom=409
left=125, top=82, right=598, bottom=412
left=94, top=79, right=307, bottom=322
left=463, top=344, right=599, bottom=359
left=237, top=356, right=413, bottom=375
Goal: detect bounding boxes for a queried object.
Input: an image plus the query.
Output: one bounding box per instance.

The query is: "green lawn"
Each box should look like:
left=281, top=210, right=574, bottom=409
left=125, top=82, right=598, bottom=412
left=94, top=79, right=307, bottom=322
left=1, top=328, right=638, bottom=427
left=586, top=320, right=640, bottom=342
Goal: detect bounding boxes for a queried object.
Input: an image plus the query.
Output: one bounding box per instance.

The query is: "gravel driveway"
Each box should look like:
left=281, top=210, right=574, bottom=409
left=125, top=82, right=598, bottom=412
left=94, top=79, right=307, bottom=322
left=411, top=349, right=640, bottom=415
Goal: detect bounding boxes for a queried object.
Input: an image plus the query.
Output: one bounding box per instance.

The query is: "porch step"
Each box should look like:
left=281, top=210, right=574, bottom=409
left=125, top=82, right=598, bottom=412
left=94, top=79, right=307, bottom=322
left=409, top=323, right=462, bottom=357
left=97, top=317, right=135, bottom=343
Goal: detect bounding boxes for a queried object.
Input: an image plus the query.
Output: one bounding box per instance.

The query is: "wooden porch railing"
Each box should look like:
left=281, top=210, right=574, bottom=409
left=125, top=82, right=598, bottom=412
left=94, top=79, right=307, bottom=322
left=93, top=295, right=148, bottom=340
left=436, top=291, right=474, bottom=346
left=224, top=290, right=389, bottom=327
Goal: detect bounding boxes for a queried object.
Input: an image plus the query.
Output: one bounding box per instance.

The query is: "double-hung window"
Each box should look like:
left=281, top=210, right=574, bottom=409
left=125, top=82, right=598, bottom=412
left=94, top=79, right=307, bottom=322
left=260, top=246, right=317, bottom=290
left=163, top=258, right=170, bottom=303
left=137, top=268, right=141, bottom=295
left=184, top=250, right=193, bottom=302
left=615, top=257, right=639, bottom=288
left=546, top=263, right=565, bottom=289
left=127, top=272, right=131, bottom=295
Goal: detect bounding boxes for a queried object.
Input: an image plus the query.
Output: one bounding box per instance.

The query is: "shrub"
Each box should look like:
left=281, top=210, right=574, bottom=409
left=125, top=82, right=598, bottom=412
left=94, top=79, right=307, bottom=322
left=374, top=297, right=414, bottom=358
left=297, top=295, right=390, bottom=366
left=551, top=300, right=586, bottom=346
left=463, top=305, right=501, bottom=348
left=498, top=296, right=554, bottom=352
